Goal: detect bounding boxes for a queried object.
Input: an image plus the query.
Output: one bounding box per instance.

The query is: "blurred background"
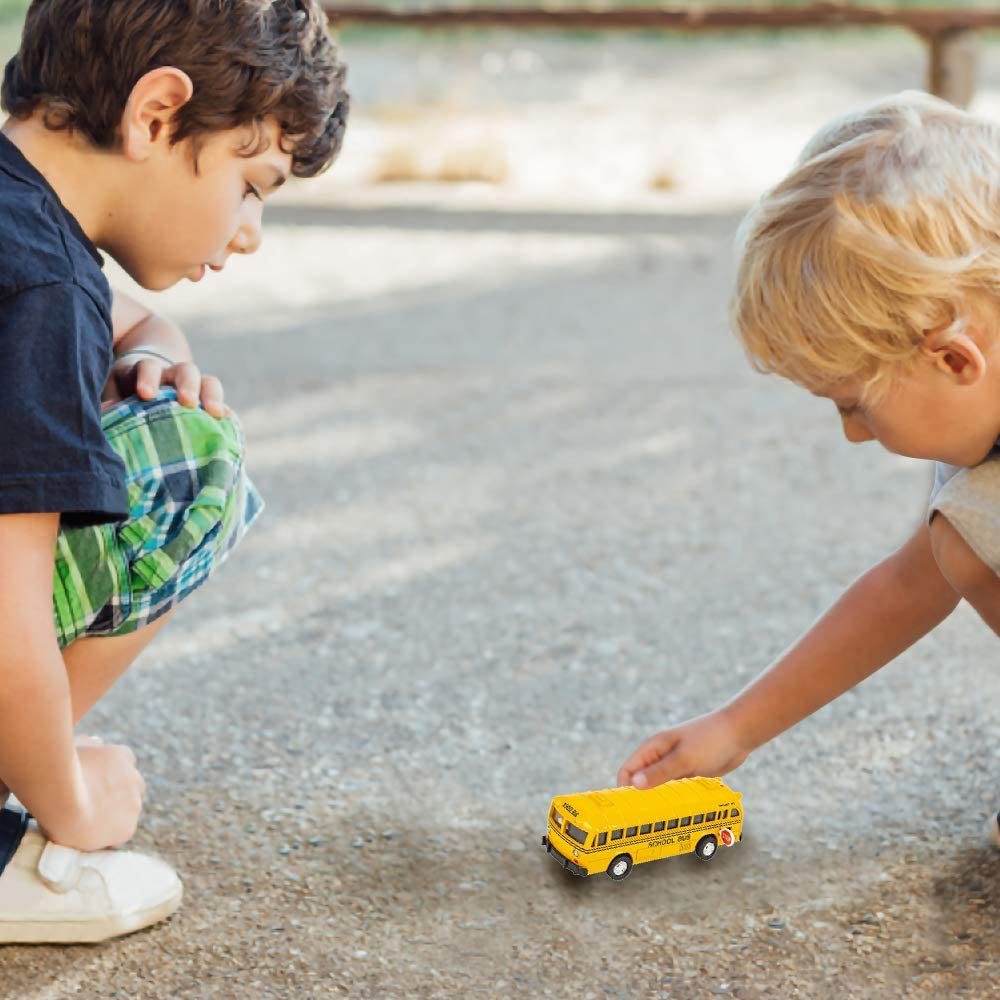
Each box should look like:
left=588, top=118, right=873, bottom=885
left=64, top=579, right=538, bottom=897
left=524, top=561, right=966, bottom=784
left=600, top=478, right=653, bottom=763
left=4, top=0, right=1000, bottom=217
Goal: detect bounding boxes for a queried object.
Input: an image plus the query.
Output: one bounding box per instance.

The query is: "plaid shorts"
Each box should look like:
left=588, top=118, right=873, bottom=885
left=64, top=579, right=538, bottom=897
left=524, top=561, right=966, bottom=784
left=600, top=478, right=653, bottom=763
left=52, top=389, right=264, bottom=648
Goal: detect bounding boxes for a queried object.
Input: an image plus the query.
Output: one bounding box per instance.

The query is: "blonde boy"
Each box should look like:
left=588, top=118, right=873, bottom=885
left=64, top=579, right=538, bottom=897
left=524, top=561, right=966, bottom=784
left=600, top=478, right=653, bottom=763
left=619, top=91, right=1000, bottom=848
left=0, top=0, right=347, bottom=942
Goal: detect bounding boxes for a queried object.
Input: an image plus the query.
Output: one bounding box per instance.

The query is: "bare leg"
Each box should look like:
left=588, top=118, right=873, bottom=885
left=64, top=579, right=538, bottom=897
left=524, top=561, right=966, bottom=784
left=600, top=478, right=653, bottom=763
left=0, top=610, right=175, bottom=806
left=63, top=609, right=176, bottom=726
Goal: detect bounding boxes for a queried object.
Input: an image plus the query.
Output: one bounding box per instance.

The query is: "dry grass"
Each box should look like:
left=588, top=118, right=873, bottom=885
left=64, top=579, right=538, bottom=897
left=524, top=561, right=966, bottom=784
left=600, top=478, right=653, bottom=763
left=649, top=166, right=679, bottom=192
left=371, top=144, right=424, bottom=184
left=434, top=140, right=509, bottom=184
left=372, top=132, right=509, bottom=186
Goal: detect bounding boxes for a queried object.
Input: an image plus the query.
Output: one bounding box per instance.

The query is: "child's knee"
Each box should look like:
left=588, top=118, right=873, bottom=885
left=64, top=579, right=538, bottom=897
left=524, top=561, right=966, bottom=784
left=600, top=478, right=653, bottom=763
left=177, top=402, right=246, bottom=466
left=130, top=394, right=248, bottom=487
left=929, top=513, right=998, bottom=604
left=60, top=395, right=261, bottom=646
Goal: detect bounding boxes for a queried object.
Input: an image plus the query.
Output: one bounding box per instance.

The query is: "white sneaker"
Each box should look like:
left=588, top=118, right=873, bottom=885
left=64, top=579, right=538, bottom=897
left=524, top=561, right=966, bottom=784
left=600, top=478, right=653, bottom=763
left=987, top=811, right=1000, bottom=850
left=0, top=812, right=182, bottom=943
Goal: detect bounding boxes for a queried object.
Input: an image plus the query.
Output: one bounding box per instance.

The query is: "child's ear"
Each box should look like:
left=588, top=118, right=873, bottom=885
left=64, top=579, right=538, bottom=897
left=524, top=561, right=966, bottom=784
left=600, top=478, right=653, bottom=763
left=920, top=328, right=987, bottom=386
left=119, top=67, right=194, bottom=161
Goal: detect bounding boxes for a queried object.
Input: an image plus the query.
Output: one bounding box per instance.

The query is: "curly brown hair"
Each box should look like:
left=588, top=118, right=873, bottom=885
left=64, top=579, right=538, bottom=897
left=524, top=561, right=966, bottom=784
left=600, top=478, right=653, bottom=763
left=1, top=0, right=349, bottom=178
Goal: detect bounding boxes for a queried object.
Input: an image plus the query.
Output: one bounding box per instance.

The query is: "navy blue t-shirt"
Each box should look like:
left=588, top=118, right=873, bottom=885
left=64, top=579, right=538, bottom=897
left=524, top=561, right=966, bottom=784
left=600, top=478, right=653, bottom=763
left=0, top=131, right=127, bottom=526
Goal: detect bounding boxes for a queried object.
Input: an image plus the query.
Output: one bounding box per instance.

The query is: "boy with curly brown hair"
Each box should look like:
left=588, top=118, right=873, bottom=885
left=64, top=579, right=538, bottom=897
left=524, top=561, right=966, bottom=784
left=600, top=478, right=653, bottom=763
left=0, top=0, right=347, bottom=942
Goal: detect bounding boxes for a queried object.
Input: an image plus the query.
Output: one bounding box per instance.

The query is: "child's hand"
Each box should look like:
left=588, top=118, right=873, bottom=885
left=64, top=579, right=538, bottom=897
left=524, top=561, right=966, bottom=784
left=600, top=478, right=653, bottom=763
left=617, top=710, right=751, bottom=790
left=40, top=743, right=146, bottom=852
left=104, top=352, right=232, bottom=419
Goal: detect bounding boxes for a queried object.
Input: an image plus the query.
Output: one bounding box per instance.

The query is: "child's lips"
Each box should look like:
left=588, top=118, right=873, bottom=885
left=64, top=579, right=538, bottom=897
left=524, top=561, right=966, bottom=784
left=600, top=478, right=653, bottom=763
left=193, top=263, right=224, bottom=281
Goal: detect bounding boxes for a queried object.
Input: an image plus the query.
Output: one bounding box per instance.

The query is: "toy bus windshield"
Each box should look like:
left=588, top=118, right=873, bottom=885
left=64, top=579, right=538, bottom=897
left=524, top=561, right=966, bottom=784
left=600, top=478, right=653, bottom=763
left=550, top=806, right=588, bottom=845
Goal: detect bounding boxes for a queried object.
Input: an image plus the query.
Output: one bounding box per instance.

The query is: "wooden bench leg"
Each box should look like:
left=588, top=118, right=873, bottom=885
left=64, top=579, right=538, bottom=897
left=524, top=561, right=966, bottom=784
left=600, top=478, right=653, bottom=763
left=928, top=28, right=978, bottom=107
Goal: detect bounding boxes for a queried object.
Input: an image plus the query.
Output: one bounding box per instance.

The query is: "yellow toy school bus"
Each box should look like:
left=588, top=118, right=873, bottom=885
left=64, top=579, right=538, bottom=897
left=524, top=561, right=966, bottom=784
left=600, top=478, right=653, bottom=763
left=542, top=777, right=743, bottom=880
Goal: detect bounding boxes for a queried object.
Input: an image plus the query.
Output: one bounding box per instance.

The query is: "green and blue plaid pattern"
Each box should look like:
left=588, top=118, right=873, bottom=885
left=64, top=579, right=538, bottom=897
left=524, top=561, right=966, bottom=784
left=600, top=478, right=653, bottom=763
left=53, top=389, right=263, bottom=648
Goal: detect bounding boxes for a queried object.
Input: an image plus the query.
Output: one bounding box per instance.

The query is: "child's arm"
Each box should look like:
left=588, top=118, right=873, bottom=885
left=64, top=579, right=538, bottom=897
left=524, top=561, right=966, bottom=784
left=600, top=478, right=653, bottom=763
left=618, top=521, right=960, bottom=789
left=0, top=513, right=146, bottom=850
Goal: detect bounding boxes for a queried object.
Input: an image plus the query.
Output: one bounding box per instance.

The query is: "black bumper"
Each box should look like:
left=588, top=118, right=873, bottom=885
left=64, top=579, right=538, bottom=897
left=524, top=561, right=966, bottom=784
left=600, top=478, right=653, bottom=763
left=542, top=835, right=587, bottom=877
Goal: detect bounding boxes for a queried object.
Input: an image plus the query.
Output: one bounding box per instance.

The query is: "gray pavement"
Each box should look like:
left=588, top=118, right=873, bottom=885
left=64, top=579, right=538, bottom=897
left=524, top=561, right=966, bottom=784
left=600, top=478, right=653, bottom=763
left=4, top=34, right=1000, bottom=1000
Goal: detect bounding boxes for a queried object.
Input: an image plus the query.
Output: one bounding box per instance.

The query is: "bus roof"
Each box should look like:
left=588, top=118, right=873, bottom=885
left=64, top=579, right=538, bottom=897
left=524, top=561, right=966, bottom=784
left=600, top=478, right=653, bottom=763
left=551, top=778, right=741, bottom=831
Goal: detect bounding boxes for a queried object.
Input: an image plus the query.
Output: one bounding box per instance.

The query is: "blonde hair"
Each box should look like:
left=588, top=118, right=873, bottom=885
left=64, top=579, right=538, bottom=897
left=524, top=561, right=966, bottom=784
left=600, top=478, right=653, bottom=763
left=732, top=90, right=1000, bottom=399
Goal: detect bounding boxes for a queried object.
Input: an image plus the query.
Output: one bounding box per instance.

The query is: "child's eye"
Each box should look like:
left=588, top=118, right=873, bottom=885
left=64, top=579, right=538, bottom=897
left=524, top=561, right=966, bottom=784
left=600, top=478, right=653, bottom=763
left=245, top=184, right=262, bottom=201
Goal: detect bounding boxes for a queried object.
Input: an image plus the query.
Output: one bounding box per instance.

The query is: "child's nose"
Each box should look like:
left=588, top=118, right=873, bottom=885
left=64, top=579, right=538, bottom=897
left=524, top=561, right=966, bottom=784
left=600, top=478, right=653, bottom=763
left=230, top=207, right=263, bottom=258
left=840, top=414, right=875, bottom=444
left=229, top=226, right=261, bottom=258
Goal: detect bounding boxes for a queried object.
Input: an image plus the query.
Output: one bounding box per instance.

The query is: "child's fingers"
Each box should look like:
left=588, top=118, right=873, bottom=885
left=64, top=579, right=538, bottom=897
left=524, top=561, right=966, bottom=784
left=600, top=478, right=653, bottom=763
left=108, top=356, right=161, bottom=399
left=629, top=753, right=695, bottom=791
left=198, top=375, right=227, bottom=418
left=133, top=358, right=167, bottom=398
left=161, top=362, right=202, bottom=407
left=617, top=732, right=680, bottom=787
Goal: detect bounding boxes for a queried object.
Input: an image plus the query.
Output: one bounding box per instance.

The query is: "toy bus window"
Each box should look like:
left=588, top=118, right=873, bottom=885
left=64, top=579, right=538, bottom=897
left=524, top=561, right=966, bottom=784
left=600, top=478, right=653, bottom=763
left=640, top=823, right=652, bottom=835
left=566, top=822, right=588, bottom=845
left=550, top=808, right=563, bottom=828
left=680, top=816, right=691, bottom=827
left=731, top=808, right=740, bottom=818
left=705, top=811, right=716, bottom=822
left=597, top=832, right=608, bottom=847
left=626, top=826, right=638, bottom=838
left=611, top=829, right=624, bottom=841
left=720, top=809, right=728, bottom=820
left=653, top=821, right=665, bottom=832
left=667, top=819, right=679, bottom=830
left=693, top=814, right=704, bottom=825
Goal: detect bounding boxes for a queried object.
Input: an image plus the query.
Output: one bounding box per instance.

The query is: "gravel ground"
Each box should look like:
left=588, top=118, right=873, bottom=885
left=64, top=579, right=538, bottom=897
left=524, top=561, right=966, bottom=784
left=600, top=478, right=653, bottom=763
left=2, top=30, right=999, bottom=1000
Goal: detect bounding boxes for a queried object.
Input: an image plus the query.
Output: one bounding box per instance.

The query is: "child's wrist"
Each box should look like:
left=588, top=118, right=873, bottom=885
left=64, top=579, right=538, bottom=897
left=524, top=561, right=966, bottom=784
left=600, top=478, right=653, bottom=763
left=717, top=702, right=762, bottom=757
left=28, top=757, right=92, bottom=846
left=114, top=347, right=177, bottom=367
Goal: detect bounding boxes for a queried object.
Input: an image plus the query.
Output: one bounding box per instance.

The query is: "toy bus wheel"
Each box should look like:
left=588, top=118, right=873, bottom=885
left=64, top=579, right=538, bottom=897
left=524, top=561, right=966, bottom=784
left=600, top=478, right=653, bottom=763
left=694, top=835, right=718, bottom=861
left=607, top=854, right=633, bottom=880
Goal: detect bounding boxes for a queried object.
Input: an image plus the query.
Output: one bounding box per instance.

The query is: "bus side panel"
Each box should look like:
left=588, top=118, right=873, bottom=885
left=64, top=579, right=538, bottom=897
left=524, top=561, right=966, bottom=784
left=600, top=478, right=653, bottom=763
left=641, top=830, right=692, bottom=864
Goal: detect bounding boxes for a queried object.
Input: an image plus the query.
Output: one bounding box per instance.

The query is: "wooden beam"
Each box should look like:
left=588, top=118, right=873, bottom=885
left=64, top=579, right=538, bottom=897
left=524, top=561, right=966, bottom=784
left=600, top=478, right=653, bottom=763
left=323, top=5, right=990, bottom=104
left=324, top=4, right=1000, bottom=33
